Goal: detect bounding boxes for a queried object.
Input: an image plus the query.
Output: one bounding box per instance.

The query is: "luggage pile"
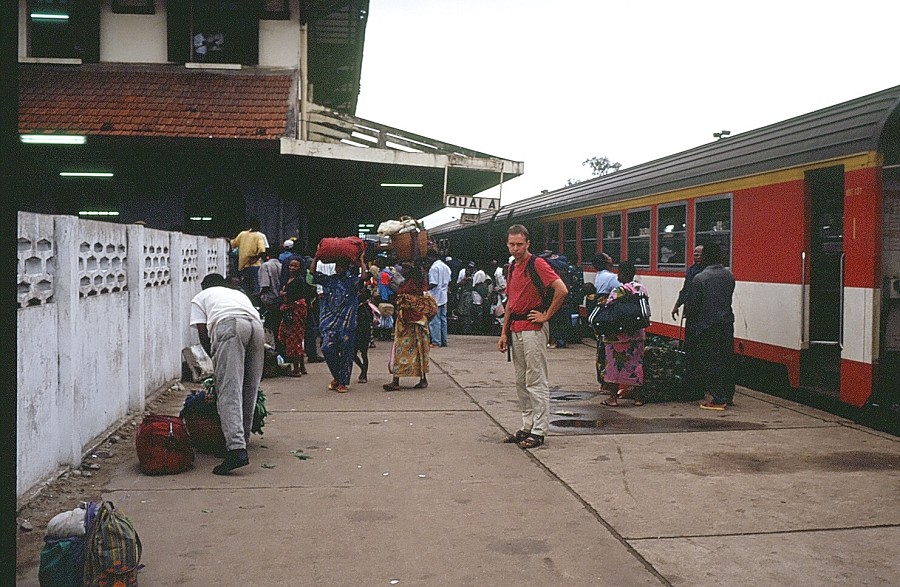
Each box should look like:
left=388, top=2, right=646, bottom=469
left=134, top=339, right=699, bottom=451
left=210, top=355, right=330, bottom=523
left=179, top=377, right=269, bottom=455
left=40, top=500, right=142, bottom=587
left=639, top=335, right=704, bottom=403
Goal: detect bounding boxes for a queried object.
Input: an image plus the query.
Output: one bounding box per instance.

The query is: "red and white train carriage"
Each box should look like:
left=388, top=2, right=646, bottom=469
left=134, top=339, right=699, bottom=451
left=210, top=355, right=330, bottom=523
left=432, top=85, right=900, bottom=410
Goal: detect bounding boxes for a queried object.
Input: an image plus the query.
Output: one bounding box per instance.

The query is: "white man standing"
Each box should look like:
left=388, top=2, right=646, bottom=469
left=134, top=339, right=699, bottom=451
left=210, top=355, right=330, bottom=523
left=190, top=273, right=265, bottom=474
left=497, top=224, right=568, bottom=449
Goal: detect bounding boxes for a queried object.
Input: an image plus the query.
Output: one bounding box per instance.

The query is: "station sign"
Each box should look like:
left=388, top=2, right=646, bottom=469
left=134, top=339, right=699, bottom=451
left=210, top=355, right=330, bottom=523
left=459, top=213, right=480, bottom=224
left=443, top=194, right=500, bottom=211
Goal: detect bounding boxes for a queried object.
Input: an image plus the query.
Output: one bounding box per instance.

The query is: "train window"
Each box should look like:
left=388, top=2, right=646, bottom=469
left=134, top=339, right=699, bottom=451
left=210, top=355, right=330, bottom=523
left=545, top=221, right=560, bottom=253
left=695, top=196, right=732, bottom=267
left=627, top=209, right=651, bottom=267
left=581, top=215, right=598, bottom=264
left=563, top=219, right=578, bottom=263
left=658, top=203, right=687, bottom=269
left=601, top=213, right=621, bottom=265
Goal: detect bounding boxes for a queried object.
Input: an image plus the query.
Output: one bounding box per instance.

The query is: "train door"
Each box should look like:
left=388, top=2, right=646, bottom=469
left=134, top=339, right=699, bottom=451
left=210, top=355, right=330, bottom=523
left=878, top=166, right=900, bottom=406
left=801, top=166, right=845, bottom=396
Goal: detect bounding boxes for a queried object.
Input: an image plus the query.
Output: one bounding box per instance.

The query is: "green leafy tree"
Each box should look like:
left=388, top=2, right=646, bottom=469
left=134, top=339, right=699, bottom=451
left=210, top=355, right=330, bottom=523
left=566, top=155, right=621, bottom=186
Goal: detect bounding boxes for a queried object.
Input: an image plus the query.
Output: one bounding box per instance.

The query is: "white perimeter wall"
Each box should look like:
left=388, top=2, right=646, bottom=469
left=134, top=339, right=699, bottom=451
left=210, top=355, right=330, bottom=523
left=16, top=212, right=227, bottom=500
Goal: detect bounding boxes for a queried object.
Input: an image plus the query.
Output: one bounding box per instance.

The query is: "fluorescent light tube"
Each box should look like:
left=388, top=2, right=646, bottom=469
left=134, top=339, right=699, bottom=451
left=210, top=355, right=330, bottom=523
left=21, top=135, right=86, bottom=145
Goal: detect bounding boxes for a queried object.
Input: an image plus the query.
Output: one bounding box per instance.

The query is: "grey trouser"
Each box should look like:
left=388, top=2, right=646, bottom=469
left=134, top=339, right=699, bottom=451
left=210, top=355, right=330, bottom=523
left=510, top=323, right=550, bottom=436
left=211, top=316, right=265, bottom=450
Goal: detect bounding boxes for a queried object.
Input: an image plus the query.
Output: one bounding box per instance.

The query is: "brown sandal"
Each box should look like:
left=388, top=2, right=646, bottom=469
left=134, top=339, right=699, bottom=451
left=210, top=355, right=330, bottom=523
left=503, top=430, right=529, bottom=443
left=517, top=434, right=544, bottom=449
left=600, top=399, right=619, bottom=407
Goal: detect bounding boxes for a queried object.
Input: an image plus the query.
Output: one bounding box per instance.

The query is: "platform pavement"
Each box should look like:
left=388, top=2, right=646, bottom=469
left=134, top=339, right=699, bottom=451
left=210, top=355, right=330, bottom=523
left=17, top=336, right=900, bottom=586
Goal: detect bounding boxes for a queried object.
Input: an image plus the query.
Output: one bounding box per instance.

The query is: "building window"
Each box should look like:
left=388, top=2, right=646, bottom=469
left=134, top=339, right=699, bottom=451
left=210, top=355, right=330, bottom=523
left=111, top=0, right=155, bottom=15
left=581, top=215, right=597, bottom=265
left=28, top=0, right=100, bottom=61
left=545, top=221, right=559, bottom=253
left=658, top=203, right=687, bottom=269
left=601, top=213, right=621, bottom=265
left=167, top=0, right=260, bottom=65
left=627, top=209, right=651, bottom=267
left=695, top=195, right=732, bottom=267
left=563, top=219, right=578, bottom=263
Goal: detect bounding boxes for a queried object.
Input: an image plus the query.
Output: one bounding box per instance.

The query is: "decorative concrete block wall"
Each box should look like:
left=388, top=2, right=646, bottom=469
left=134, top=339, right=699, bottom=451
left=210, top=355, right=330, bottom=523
left=16, top=212, right=228, bottom=500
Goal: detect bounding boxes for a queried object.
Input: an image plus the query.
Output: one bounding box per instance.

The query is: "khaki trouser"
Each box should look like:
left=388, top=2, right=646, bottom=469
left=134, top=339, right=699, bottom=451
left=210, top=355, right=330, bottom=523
left=211, top=316, right=265, bottom=450
left=510, top=323, right=550, bottom=437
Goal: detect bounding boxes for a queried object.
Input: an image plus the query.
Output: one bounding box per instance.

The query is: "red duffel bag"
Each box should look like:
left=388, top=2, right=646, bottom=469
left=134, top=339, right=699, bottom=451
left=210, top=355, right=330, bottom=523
left=135, top=415, right=194, bottom=475
left=315, top=236, right=366, bottom=263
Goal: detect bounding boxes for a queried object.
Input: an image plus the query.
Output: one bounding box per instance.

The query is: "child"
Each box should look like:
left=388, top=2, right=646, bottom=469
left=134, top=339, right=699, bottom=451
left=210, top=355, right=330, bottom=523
left=354, top=287, right=374, bottom=383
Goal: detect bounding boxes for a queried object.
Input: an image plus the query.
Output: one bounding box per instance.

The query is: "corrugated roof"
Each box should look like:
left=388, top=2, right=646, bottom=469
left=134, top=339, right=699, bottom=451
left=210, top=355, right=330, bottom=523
left=18, top=64, right=294, bottom=140
left=433, top=84, right=900, bottom=234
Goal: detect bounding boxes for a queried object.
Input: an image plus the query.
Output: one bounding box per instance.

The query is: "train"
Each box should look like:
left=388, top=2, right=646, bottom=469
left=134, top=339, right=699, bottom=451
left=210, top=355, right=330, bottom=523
left=430, top=84, right=900, bottom=411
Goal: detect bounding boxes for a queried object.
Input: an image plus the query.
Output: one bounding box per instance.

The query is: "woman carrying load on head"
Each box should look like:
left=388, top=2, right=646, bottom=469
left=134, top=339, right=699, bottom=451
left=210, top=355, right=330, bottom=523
left=383, top=263, right=438, bottom=391
left=600, top=260, right=648, bottom=406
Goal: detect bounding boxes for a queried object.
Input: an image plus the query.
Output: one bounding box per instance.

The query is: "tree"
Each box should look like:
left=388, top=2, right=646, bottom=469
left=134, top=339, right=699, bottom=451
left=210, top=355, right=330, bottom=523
left=565, top=155, right=621, bottom=186
left=583, top=156, right=621, bottom=177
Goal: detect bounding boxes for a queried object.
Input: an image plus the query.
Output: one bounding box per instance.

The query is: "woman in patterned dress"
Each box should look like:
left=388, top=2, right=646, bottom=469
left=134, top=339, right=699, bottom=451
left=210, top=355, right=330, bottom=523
left=600, top=260, right=647, bottom=406
left=383, top=263, right=437, bottom=391
left=278, top=258, right=310, bottom=376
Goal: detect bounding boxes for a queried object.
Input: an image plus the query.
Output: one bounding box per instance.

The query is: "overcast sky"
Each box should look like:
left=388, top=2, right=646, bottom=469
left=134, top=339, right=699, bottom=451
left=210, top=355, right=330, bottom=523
left=355, top=0, right=900, bottom=228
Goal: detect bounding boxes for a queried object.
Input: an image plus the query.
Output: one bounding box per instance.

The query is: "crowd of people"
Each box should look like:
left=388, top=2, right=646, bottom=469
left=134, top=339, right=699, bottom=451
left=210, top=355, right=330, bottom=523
left=189, top=217, right=735, bottom=472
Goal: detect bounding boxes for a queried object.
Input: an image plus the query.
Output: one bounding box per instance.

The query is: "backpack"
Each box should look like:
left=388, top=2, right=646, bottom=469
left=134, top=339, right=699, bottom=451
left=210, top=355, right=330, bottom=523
left=83, top=501, right=142, bottom=587
left=135, top=414, right=194, bottom=475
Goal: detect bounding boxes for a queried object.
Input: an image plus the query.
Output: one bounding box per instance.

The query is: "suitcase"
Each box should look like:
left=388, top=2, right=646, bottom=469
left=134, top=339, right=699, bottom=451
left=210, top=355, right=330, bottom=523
left=135, top=415, right=194, bottom=475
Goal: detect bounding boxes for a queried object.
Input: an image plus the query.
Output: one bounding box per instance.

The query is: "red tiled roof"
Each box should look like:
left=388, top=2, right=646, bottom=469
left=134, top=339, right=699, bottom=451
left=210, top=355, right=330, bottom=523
left=19, top=65, right=295, bottom=140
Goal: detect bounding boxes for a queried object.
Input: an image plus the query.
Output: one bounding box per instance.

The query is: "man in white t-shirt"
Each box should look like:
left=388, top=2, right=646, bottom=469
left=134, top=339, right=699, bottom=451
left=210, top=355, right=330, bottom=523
left=190, top=273, right=265, bottom=475
left=426, top=250, right=451, bottom=347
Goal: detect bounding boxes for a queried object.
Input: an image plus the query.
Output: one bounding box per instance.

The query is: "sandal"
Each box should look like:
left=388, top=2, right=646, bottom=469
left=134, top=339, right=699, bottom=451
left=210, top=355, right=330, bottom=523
left=600, top=399, right=619, bottom=407
left=517, top=434, right=544, bottom=449
left=335, top=385, right=349, bottom=393
left=502, top=430, right=529, bottom=444
left=382, top=382, right=400, bottom=392
left=327, top=379, right=337, bottom=391
left=633, top=400, right=645, bottom=406
left=412, top=381, right=428, bottom=389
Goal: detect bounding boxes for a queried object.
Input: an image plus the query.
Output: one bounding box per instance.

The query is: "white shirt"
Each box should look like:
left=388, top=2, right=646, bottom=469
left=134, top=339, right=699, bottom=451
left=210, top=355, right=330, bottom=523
left=472, top=269, right=486, bottom=286
left=493, top=266, right=507, bottom=291
left=190, top=286, right=261, bottom=334
left=428, top=259, right=451, bottom=306
left=315, top=260, right=336, bottom=295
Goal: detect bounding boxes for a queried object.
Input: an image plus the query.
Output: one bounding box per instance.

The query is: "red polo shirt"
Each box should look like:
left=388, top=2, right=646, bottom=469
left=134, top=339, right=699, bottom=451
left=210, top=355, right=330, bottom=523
left=506, top=253, right=560, bottom=332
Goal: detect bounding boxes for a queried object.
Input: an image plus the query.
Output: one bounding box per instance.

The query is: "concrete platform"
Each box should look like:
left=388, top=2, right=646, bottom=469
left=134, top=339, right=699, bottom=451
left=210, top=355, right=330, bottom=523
left=16, top=336, right=900, bottom=586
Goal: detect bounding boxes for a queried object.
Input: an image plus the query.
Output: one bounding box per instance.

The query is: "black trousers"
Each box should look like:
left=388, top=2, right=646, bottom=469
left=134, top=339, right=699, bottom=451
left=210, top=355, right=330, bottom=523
left=695, top=322, right=735, bottom=404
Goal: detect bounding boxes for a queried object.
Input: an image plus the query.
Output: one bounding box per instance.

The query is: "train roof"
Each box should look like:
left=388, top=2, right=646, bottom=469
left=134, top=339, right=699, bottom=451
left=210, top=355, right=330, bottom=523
left=431, top=84, right=900, bottom=233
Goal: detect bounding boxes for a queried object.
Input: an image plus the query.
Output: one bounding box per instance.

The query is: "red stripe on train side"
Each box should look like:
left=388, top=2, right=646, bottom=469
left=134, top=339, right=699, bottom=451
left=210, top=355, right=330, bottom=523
left=843, top=167, right=882, bottom=288
left=839, top=359, right=873, bottom=407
